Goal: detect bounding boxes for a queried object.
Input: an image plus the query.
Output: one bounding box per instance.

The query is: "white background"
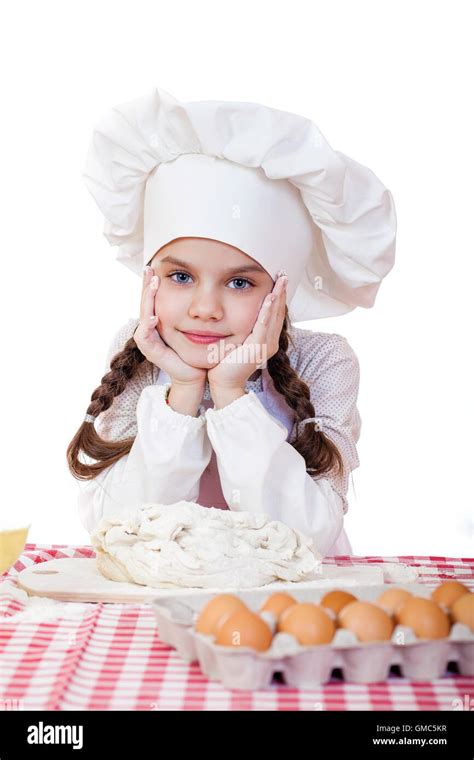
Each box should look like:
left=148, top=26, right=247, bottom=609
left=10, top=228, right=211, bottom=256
left=1, top=0, right=472, bottom=556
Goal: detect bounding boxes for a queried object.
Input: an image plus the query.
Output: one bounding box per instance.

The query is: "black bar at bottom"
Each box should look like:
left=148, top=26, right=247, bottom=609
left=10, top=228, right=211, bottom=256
left=0, top=708, right=472, bottom=757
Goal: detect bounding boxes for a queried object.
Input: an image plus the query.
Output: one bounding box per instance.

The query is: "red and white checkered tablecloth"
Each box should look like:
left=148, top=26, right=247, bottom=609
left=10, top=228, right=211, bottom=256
left=0, top=545, right=473, bottom=711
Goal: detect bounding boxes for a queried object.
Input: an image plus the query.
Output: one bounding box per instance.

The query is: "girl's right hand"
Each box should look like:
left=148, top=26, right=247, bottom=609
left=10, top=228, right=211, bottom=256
left=134, top=266, right=208, bottom=387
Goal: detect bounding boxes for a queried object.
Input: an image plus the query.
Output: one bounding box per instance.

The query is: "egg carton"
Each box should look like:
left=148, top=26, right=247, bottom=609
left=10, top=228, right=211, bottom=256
left=151, top=584, right=474, bottom=690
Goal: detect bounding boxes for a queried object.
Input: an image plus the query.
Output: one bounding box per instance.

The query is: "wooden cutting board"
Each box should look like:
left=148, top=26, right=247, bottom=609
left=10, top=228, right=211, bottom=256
left=16, top=558, right=389, bottom=604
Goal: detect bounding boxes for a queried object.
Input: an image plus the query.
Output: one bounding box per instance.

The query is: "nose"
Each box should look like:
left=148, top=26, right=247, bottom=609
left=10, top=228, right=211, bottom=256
left=188, top=287, right=224, bottom=320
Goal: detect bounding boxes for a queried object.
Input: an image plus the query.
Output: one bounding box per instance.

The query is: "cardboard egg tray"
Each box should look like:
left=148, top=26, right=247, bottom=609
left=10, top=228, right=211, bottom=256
left=151, top=583, right=474, bottom=690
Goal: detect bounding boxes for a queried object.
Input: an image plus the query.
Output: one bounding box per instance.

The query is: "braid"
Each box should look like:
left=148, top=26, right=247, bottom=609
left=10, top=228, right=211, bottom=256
left=267, top=307, right=344, bottom=479
left=66, top=334, right=150, bottom=480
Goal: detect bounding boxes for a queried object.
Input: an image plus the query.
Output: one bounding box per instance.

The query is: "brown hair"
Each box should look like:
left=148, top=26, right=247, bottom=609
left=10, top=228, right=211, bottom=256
left=67, top=308, right=344, bottom=482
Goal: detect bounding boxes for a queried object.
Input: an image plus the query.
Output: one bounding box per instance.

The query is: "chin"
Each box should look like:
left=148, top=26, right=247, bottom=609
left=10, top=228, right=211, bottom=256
left=169, top=342, right=211, bottom=370
left=189, top=354, right=221, bottom=372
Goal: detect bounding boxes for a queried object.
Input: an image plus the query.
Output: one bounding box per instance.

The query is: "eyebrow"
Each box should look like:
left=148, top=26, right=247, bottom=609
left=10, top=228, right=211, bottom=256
left=158, top=255, right=265, bottom=276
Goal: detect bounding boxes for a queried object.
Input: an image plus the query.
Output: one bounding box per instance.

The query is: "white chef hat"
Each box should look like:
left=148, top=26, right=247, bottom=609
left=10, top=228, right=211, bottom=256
left=82, top=86, right=397, bottom=323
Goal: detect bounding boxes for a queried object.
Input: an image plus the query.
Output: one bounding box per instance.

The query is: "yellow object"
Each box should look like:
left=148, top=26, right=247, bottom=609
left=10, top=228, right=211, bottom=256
left=0, top=526, right=29, bottom=575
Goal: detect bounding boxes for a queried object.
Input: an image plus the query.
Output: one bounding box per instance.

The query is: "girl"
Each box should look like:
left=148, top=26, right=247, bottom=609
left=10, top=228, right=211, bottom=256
left=67, top=86, right=396, bottom=558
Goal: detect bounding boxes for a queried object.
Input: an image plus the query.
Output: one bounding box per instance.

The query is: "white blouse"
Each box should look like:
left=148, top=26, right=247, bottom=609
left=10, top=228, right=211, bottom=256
left=76, top=318, right=361, bottom=557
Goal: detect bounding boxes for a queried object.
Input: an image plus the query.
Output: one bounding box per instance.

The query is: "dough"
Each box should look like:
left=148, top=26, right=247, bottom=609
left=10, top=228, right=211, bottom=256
left=91, top=501, right=321, bottom=589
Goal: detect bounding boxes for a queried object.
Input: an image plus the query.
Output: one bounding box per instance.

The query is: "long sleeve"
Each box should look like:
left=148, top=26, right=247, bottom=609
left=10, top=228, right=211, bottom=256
left=76, top=320, right=213, bottom=535
left=204, top=332, right=361, bottom=557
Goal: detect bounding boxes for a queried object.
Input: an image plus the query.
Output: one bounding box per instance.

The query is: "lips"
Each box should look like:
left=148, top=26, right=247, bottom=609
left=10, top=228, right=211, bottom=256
left=182, top=331, right=227, bottom=337
left=181, top=331, right=229, bottom=345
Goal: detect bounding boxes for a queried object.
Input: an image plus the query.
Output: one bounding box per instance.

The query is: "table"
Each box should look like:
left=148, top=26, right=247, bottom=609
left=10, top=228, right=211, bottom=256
left=0, top=545, right=473, bottom=711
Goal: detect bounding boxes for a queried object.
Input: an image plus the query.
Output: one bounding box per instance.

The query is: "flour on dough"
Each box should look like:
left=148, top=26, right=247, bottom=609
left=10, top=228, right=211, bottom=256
left=91, top=501, right=321, bottom=589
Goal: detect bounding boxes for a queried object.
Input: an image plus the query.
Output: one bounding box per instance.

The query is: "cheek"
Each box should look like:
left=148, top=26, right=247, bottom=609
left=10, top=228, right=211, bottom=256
left=230, top=295, right=263, bottom=335
left=153, top=293, right=178, bottom=327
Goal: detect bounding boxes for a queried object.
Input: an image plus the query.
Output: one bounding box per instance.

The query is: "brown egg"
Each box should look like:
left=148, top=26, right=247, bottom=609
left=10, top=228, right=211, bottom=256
left=339, top=601, right=394, bottom=642
left=260, top=592, right=297, bottom=619
left=214, top=609, right=273, bottom=651
left=195, top=594, right=247, bottom=636
left=397, top=597, right=451, bottom=639
left=377, top=588, right=412, bottom=616
left=450, top=592, right=474, bottom=630
left=432, top=580, right=470, bottom=609
left=320, top=589, right=357, bottom=616
left=277, top=603, right=335, bottom=645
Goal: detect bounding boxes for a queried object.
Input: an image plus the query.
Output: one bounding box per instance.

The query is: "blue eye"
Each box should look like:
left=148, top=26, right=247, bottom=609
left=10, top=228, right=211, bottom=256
left=228, top=277, right=252, bottom=290
left=169, top=272, right=192, bottom=285
left=167, top=272, right=253, bottom=290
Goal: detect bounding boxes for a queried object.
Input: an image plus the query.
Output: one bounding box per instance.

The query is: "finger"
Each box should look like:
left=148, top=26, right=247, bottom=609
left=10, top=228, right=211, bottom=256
left=251, top=292, right=275, bottom=346
left=140, top=265, right=153, bottom=313
left=267, top=278, right=288, bottom=338
left=273, top=274, right=287, bottom=309
left=242, top=294, right=272, bottom=371
left=260, top=275, right=287, bottom=324
left=139, top=275, right=161, bottom=337
left=251, top=276, right=287, bottom=350
left=275, top=277, right=288, bottom=320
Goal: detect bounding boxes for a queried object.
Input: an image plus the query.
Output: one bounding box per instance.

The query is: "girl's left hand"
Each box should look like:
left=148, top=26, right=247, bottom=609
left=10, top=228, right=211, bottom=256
left=207, top=273, right=288, bottom=390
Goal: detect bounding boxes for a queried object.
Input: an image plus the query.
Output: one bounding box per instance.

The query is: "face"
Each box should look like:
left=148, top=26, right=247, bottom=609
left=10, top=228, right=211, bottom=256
left=149, top=237, right=275, bottom=369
